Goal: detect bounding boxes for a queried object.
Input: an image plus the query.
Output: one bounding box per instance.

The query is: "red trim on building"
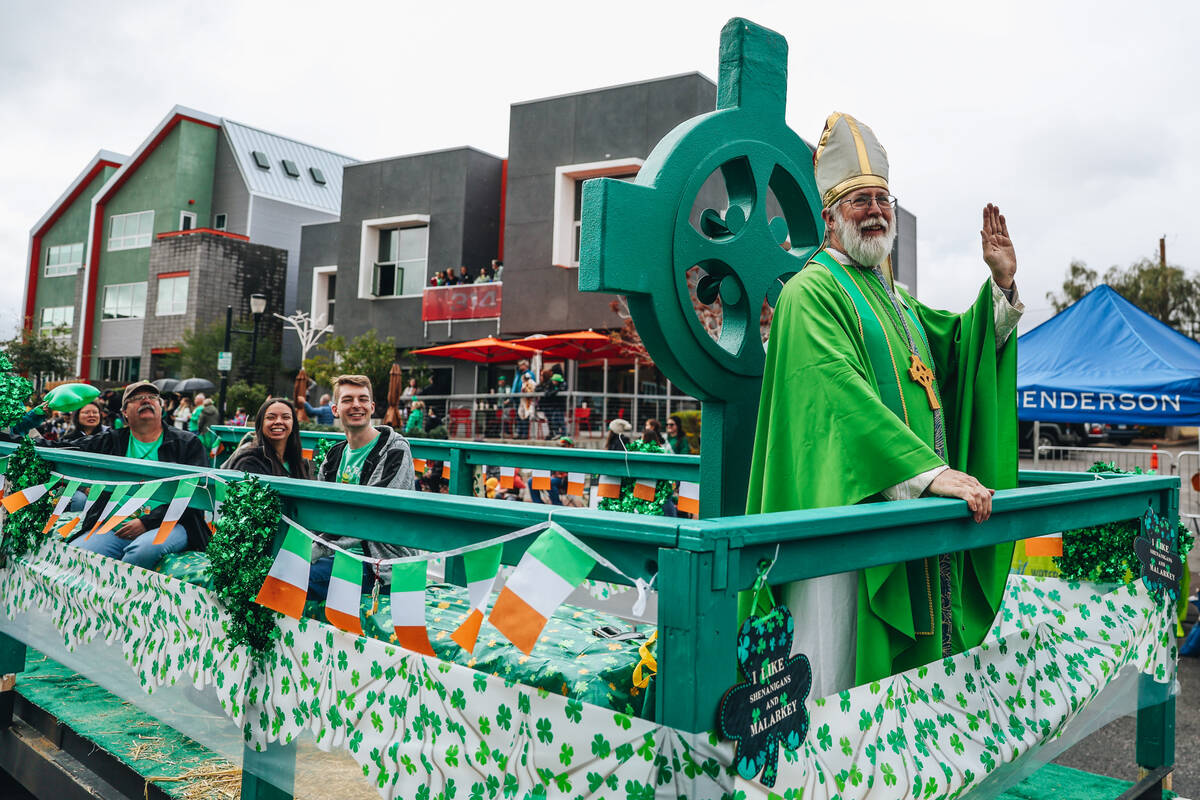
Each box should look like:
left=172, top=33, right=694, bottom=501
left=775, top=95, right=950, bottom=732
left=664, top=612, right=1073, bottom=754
left=150, top=347, right=181, bottom=355
left=23, top=159, right=122, bottom=332
left=155, top=227, right=249, bottom=242
left=497, top=159, right=507, bottom=262
left=156, top=270, right=191, bottom=279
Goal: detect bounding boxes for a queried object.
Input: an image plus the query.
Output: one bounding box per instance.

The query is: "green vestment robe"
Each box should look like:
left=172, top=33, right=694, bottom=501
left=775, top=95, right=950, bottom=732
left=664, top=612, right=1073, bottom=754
left=746, top=249, right=1018, bottom=686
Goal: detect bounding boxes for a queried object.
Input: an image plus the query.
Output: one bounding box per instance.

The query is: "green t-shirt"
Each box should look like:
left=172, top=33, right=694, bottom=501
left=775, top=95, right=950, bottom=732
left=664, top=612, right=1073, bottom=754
left=336, top=438, right=376, bottom=484
left=126, top=433, right=163, bottom=461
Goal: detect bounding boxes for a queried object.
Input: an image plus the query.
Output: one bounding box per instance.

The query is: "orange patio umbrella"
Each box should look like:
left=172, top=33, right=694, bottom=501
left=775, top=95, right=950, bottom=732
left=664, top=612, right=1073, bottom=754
left=410, top=336, right=539, bottom=364
left=510, top=330, right=624, bottom=360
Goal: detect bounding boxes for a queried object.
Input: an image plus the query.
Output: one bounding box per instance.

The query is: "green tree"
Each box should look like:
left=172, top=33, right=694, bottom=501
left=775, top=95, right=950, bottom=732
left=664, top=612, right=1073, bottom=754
left=176, top=319, right=280, bottom=386
left=304, top=329, right=397, bottom=397
left=226, top=381, right=269, bottom=419
left=1048, top=257, right=1200, bottom=335
left=0, top=327, right=75, bottom=391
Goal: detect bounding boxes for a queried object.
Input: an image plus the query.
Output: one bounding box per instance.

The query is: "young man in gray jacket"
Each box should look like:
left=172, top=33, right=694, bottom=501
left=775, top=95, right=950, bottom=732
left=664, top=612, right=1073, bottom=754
left=308, top=374, right=416, bottom=599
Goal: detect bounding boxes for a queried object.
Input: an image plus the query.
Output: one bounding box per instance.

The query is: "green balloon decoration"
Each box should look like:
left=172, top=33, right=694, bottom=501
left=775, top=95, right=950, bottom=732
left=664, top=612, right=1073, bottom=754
left=0, top=352, right=33, bottom=428
left=44, top=382, right=101, bottom=413
left=1, top=438, right=53, bottom=561
left=204, top=476, right=284, bottom=655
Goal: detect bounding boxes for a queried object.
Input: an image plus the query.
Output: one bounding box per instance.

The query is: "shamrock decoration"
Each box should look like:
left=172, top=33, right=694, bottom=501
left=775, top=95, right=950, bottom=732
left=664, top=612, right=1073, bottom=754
left=1134, top=506, right=1183, bottom=603
left=717, top=605, right=811, bottom=787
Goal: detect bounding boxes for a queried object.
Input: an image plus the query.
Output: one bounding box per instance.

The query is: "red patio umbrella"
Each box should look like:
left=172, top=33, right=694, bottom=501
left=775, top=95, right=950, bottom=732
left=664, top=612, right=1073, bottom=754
left=510, top=330, right=624, bottom=360
left=410, top=336, right=539, bottom=364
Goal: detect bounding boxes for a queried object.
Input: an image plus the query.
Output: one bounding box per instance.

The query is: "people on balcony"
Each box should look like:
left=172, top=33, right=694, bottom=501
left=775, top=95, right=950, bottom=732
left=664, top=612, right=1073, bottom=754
left=225, top=397, right=313, bottom=480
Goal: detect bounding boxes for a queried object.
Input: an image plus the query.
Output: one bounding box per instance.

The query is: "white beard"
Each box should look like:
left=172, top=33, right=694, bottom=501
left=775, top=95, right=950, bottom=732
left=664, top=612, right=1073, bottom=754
left=833, top=208, right=896, bottom=267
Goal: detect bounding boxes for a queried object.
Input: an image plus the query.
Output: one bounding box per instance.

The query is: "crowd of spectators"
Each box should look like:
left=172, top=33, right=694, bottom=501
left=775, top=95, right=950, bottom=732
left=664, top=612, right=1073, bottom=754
left=428, top=259, right=504, bottom=287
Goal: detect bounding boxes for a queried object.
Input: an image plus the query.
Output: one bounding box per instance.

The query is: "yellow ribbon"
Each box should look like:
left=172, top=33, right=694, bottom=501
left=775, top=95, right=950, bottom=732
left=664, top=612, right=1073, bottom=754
left=632, top=631, right=658, bottom=689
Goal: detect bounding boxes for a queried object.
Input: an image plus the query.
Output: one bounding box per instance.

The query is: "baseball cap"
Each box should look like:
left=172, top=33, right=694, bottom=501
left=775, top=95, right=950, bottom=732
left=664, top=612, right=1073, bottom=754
left=121, top=381, right=161, bottom=406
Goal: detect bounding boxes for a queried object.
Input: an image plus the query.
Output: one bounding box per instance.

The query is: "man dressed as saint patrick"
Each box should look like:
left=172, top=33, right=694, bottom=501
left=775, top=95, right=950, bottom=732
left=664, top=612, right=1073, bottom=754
left=746, top=112, right=1024, bottom=696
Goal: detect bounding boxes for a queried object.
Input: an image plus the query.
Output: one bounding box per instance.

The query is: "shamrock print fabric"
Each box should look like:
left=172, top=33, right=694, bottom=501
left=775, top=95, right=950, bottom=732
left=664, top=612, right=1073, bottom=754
left=0, top=540, right=1175, bottom=800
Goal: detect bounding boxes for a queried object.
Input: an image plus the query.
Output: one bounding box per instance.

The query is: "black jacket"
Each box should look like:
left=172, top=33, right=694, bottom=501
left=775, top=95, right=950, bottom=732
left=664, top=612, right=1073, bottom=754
left=226, top=444, right=312, bottom=480
left=45, top=425, right=211, bottom=551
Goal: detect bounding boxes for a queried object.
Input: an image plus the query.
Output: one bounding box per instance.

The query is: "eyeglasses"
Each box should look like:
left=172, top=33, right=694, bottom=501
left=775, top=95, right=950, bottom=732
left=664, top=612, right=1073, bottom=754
left=840, top=194, right=897, bottom=211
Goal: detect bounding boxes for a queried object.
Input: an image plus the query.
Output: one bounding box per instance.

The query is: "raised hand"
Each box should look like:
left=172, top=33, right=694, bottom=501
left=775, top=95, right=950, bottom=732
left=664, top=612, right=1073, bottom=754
left=980, top=204, right=1016, bottom=289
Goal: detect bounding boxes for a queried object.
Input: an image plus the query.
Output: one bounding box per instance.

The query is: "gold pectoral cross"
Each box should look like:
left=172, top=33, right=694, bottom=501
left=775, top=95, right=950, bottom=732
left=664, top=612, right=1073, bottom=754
left=907, top=354, right=941, bottom=410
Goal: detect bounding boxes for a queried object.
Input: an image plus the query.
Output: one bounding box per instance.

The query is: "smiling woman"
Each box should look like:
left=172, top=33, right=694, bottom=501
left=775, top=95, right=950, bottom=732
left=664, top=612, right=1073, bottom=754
left=224, top=397, right=312, bottom=480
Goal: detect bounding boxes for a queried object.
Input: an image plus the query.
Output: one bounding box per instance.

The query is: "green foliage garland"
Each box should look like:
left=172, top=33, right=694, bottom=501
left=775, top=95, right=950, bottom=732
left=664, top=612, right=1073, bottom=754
left=0, top=351, right=33, bottom=428
left=598, top=439, right=672, bottom=516
left=1055, top=462, right=1194, bottom=583
left=204, top=476, right=283, bottom=655
left=310, top=438, right=335, bottom=472
left=1, top=438, right=52, bottom=560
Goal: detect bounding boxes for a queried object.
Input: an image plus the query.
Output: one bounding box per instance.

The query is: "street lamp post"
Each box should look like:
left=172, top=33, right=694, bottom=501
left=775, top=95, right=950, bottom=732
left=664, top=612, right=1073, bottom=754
left=217, top=294, right=268, bottom=421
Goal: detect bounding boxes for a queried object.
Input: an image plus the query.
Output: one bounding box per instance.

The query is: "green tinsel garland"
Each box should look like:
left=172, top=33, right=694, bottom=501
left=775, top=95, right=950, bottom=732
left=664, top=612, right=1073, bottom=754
left=0, top=352, right=33, bottom=428
left=0, top=438, right=53, bottom=562
left=1055, top=462, right=1194, bottom=583
left=311, top=438, right=335, bottom=472
left=204, top=476, right=283, bottom=655
left=598, top=439, right=673, bottom=516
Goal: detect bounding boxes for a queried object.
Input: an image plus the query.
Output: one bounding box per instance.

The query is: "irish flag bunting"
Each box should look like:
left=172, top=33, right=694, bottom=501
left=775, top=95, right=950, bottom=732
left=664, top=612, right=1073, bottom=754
left=255, top=525, right=312, bottom=619
left=57, top=483, right=104, bottom=539
left=413, top=457, right=426, bottom=474
left=42, top=479, right=81, bottom=534
left=530, top=469, right=551, bottom=491
left=153, top=478, right=198, bottom=545
left=441, top=462, right=451, bottom=480
left=83, top=483, right=132, bottom=539
left=489, top=525, right=595, bottom=654
left=451, top=542, right=503, bottom=652
left=2, top=477, right=60, bottom=514
left=499, top=466, right=515, bottom=489
left=633, top=478, right=657, bottom=501
left=677, top=481, right=700, bottom=515
left=390, top=560, right=434, bottom=655
left=597, top=474, right=621, bottom=499
left=325, top=550, right=364, bottom=635
left=566, top=473, right=585, bottom=496
left=93, top=480, right=164, bottom=537
left=1024, top=533, right=1063, bottom=558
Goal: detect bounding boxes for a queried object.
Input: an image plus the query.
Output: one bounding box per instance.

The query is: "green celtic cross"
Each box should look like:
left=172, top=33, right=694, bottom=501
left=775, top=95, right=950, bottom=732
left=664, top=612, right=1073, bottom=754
left=579, top=18, right=823, bottom=517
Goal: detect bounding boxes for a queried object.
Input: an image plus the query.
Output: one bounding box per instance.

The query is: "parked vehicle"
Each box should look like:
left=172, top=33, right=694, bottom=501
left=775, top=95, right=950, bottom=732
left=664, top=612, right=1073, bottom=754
left=1104, top=423, right=1141, bottom=445
left=1018, top=420, right=1107, bottom=454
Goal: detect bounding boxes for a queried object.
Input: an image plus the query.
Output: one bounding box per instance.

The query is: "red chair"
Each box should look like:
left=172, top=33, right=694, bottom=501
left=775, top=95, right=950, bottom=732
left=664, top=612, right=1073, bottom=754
left=573, top=407, right=593, bottom=437
left=448, top=408, right=473, bottom=438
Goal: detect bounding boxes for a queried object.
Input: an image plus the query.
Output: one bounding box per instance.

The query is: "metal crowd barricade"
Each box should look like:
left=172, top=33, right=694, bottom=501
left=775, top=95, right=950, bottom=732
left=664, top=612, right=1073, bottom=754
left=1033, top=446, right=1175, bottom=476
left=1176, top=450, right=1200, bottom=521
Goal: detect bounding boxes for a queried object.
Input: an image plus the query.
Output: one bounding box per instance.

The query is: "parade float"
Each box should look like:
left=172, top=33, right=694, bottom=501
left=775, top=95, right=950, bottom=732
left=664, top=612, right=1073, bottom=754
left=0, top=18, right=1182, bottom=800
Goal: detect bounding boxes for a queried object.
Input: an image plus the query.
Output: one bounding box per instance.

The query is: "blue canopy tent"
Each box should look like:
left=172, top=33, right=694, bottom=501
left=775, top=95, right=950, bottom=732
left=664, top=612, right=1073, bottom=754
left=1018, top=284, right=1200, bottom=425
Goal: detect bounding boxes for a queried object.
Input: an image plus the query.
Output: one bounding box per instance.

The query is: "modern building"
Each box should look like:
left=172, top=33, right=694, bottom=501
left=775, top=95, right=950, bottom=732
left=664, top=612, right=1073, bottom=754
left=22, top=106, right=355, bottom=385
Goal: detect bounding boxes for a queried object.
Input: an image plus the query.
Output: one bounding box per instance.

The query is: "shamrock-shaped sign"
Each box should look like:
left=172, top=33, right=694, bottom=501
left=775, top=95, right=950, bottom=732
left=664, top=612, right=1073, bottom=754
left=1135, top=506, right=1183, bottom=602
left=718, top=605, right=811, bottom=787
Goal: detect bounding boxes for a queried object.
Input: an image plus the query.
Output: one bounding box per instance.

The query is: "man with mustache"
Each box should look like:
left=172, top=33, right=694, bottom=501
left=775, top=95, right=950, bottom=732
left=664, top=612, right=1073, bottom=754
left=55, top=381, right=210, bottom=567
left=746, top=113, right=1023, bottom=695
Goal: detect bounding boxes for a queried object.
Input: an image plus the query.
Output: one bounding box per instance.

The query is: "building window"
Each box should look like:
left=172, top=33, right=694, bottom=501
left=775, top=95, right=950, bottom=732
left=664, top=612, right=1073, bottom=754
left=311, top=266, right=336, bottom=328
left=282, top=159, right=300, bottom=178
left=357, top=215, right=429, bottom=299
left=310, top=167, right=326, bottom=185
left=156, top=273, right=189, bottom=316
left=213, top=213, right=227, bottom=231
left=102, top=281, right=147, bottom=319
left=252, top=150, right=270, bottom=170
left=100, top=356, right=140, bottom=383
left=40, top=305, right=73, bottom=333
left=108, top=210, right=155, bottom=251
left=552, top=159, right=643, bottom=268
left=373, top=226, right=428, bottom=297
left=44, top=242, right=83, bottom=277
left=180, top=211, right=196, bottom=231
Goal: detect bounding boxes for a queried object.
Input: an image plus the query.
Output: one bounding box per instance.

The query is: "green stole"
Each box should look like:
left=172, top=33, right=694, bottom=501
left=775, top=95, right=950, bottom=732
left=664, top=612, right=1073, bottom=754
left=812, top=250, right=941, bottom=641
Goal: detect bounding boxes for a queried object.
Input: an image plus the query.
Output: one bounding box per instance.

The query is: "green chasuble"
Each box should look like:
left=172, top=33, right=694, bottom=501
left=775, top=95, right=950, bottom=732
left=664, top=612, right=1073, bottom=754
left=746, top=248, right=1018, bottom=685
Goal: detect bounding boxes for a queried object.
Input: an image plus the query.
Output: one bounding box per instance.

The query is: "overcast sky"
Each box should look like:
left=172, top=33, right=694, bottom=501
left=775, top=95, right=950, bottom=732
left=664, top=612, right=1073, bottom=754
left=2, top=0, right=1197, bottom=338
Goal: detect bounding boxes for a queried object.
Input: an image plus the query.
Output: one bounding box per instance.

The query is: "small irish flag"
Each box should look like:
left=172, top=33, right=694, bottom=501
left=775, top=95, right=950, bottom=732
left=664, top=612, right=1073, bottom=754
left=441, top=462, right=451, bottom=480
left=325, top=550, right=364, bottom=635
left=42, top=479, right=81, bottom=534
left=566, top=473, right=586, bottom=496
left=530, top=469, right=551, bottom=491
left=633, top=478, right=657, bottom=502
left=596, top=475, right=621, bottom=499
left=390, top=560, right=434, bottom=656
left=302, top=448, right=314, bottom=460
left=255, top=526, right=312, bottom=619
left=499, top=466, right=516, bottom=489
left=93, top=481, right=159, bottom=538
left=57, top=483, right=104, bottom=539
left=489, top=526, right=595, bottom=654
left=677, top=481, right=700, bottom=515
left=1024, top=533, right=1063, bottom=558
left=152, top=479, right=198, bottom=545
left=413, top=457, right=427, bottom=473
left=451, top=543, right=503, bottom=652
left=2, top=477, right=60, bottom=514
